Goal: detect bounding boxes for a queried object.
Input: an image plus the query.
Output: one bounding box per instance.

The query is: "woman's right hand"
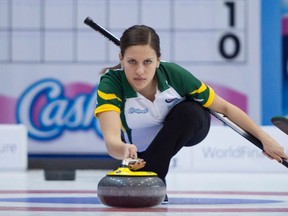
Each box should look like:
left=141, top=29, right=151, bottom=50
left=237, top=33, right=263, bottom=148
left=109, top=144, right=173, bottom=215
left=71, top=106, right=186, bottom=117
left=127, top=158, right=146, bottom=171
left=123, top=144, right=146, bottom=170
left=123, top=144, right=138, bottom=159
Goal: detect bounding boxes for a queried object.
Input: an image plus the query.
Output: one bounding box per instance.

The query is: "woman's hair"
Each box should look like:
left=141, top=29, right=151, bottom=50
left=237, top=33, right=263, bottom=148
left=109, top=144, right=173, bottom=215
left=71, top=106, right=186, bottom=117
left=101, top=25, right=161, bottom=73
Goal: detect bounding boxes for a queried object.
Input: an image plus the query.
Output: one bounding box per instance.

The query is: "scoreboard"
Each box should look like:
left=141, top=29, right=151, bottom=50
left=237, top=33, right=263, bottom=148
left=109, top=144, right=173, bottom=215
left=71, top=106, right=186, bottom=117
left=172, top=0, right=246, bottom=63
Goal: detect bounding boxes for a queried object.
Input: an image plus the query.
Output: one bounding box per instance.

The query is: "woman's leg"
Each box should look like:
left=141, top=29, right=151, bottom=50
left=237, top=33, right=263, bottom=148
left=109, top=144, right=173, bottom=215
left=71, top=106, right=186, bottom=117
left=138, top=101, right=211, bottom=182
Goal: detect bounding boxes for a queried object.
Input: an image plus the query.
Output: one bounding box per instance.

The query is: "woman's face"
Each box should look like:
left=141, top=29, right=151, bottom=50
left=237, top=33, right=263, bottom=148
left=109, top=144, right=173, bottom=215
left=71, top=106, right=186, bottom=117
left=120, top=45, right=160, bottom=94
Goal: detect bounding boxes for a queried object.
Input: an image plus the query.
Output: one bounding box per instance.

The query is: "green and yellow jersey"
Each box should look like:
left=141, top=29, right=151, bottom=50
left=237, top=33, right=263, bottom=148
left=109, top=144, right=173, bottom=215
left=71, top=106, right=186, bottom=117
left=95, top=61, right=215, bottom=151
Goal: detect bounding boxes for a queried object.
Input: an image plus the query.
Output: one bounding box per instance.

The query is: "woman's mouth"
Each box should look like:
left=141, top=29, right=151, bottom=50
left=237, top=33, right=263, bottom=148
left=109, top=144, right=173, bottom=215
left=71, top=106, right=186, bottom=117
left=134, top=77, right=146, bottom=82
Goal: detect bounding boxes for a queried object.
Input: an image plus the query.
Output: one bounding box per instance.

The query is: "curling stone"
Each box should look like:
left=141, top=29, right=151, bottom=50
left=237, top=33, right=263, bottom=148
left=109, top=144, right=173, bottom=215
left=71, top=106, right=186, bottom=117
left=97, top=159, right=166, bottom=208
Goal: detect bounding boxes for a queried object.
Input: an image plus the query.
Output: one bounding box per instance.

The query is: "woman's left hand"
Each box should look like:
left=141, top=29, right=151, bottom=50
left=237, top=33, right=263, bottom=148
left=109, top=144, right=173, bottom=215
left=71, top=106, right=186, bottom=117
left=262, top=136, right=288, bottom=163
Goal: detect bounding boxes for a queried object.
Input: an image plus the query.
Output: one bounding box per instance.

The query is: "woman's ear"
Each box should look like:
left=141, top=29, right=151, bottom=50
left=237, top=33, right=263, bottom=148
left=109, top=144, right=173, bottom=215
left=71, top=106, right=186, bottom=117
left=119, top=53, right=124, bottom=67
left=157, top=58, right=160, bottom=68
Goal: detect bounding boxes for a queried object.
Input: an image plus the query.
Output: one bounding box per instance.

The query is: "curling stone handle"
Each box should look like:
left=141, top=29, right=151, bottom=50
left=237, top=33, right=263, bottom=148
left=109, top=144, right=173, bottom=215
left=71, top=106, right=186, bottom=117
left=121, top=158, right=142, bottom=167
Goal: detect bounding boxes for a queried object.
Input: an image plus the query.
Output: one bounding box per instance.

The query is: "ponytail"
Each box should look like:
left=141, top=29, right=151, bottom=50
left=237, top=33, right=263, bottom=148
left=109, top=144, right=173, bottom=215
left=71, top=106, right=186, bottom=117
left=100, top=63, right=122, bottom=74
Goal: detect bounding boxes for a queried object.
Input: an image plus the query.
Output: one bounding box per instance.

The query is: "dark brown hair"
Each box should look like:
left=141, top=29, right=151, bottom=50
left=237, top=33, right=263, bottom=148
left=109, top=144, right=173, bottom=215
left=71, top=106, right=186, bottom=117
left=101, top=25, right=161, bottom=73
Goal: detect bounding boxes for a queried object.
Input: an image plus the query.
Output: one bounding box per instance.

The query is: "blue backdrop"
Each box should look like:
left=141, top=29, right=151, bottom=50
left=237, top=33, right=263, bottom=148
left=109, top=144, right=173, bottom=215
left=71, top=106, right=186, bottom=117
left=282, top=0, right=288, bottom=116
left=261, top=0, right=283, bottom=124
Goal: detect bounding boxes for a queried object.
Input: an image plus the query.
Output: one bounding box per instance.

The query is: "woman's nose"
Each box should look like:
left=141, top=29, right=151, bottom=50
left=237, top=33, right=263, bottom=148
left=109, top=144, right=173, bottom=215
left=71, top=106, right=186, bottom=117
left=135, top=65, right=144, bottom=75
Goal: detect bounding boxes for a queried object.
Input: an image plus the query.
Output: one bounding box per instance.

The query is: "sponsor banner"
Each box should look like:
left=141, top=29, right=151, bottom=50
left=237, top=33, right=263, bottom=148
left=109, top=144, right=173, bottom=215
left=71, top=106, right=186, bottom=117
left=170, top=126, right=288, bottom=172
left=0, top=124, right=27, bottom=170
left=0, top=64, right=250, bottom=155
left=0, top=65, right=107, bottom=154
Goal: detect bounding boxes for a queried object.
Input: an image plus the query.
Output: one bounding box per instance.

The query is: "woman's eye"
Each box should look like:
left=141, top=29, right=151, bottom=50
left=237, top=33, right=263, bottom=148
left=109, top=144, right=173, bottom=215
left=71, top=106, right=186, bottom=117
left=128, top=59, right=135, bottom=64
left=145, top=60, right=152, bottom=64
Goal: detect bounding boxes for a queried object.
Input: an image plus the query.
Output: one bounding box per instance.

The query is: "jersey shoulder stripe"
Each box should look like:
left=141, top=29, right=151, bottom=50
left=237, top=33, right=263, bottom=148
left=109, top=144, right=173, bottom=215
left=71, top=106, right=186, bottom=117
left=189, top=82, right=207, bottom=95
left=98, top=90, right=122, bottom=102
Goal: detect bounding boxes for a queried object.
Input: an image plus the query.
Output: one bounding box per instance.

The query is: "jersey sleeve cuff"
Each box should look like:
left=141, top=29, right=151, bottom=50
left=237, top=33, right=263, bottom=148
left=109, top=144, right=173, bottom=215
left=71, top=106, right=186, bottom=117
left=94, top=104, right=121, bottom=117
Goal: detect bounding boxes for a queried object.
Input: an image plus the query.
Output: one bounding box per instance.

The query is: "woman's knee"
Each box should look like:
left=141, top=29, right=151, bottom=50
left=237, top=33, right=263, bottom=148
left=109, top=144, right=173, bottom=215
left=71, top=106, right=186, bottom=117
left=165, top=101, right=211, bottom=146
left=166, top=101, right=210, bottom=126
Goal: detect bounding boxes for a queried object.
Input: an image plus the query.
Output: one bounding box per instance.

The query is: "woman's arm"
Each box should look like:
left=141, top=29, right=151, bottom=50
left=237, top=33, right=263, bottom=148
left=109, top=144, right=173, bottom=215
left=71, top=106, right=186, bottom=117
left=209, top=94, right=288, bottom=162
left=97, top=111, right=137, bottom=160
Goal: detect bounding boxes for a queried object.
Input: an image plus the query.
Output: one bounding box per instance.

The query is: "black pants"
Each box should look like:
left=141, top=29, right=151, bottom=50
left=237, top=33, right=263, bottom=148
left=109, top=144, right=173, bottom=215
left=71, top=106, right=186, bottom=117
left=138, top=101, right=211, bottom=183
